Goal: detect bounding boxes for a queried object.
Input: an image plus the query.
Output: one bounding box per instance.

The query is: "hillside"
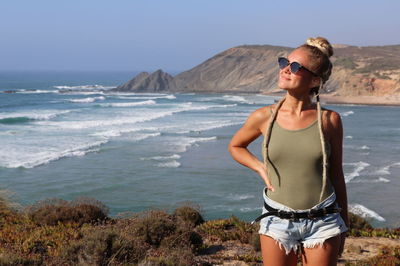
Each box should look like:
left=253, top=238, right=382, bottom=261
left=114, top=44, right=400, bottom=97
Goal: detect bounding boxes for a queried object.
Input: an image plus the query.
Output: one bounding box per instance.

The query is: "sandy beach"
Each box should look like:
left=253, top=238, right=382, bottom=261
left=320, top=95, right=400, bottom=106
left=266, top=91, right=400, bottom=106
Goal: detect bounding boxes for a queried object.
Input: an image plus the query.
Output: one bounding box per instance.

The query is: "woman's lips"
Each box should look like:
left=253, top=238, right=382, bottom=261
left=280, top=75, right=291, bottom=81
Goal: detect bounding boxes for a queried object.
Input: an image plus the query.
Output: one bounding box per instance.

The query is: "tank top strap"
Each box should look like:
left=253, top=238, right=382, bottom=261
left=269, top=106, right=274, bottom=115
left=320, top=108, right=328, bottom=135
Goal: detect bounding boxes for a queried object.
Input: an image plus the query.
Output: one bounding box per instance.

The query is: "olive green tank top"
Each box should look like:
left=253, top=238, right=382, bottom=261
left=262, top=119, right=334, bottom=210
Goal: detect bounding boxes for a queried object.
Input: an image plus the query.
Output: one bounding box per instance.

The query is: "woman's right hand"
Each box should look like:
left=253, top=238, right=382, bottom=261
left=257, top=163, right=275, bottom=192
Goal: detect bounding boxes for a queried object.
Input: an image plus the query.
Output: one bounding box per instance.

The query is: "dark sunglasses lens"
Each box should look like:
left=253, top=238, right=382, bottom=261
left=278, top=58, right=289, bottom=69
left=290, top=62, right=301, bottom=73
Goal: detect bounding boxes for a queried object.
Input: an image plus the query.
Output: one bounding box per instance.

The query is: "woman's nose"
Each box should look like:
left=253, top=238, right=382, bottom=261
left=281, top=64, right=291, bottom=73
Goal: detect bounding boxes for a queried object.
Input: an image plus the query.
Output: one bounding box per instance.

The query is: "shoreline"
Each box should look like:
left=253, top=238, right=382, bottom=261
left=264, top=92, right=400, bottom=107
left=320, top=95, right=400, bottom=107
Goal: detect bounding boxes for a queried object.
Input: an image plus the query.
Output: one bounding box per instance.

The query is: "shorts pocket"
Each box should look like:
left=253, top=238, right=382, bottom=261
left=321, top=212, right=339, bottom=223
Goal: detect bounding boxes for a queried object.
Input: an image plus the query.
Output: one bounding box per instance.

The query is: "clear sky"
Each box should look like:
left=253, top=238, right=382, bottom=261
left=1, top=0, right=399, bottom=72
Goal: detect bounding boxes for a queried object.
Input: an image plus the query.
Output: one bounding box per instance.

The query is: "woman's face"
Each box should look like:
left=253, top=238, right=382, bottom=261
left=278, top=48, right=320, bottom=94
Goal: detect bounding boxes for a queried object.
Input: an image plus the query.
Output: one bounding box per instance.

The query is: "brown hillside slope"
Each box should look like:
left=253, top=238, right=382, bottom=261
left=173, top=45, right=291, bottom=93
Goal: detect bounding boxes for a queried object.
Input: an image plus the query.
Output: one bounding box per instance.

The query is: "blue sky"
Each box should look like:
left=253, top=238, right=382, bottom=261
left=1, top=0, right=399, bottom=72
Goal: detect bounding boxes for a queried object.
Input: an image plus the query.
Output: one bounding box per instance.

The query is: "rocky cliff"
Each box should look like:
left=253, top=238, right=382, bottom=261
left=116, top=69, right=175, bottom=92
left=115, top=44, right=400, bottom=96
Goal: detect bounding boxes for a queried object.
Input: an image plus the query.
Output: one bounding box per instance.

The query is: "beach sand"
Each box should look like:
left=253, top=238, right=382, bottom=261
left=265, top=92, right=400, bottom=106
left=321, top=95, right=400, bottom=106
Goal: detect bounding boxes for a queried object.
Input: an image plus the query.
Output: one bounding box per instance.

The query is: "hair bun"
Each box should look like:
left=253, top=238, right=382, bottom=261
left=306, top=37, right=333, bottom=58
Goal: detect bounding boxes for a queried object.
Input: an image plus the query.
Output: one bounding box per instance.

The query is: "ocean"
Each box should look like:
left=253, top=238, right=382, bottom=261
left=1, top=71, right=399, bottom=228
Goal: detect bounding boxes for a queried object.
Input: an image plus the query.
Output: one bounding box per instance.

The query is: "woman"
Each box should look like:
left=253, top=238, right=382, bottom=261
left=228, top=37, right=349, bottom=266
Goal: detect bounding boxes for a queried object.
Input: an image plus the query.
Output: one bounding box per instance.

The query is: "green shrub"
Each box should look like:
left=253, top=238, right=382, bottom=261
left=173, top=205, right=204, bottom=227
left=143, top=247, right=196, bottom=266
left=354, top=57, right=399, bottom=73
left=335, top=57, right=357, bottom=69
left=115, top=208, right=203, bottom=259
left=0, top=190, right=21, bottom=216
left=0, top=252, right=41, bottom=266
left=160, top=225, right=203, bottom=252
left=347, top=213, right=400, bottom=238
left=374, top=72, right=391, bottom=79
left=234, top=254, right=263, bottom=263
left=129, top=210, right=177, bottom=247
left=198, top=216, right=257, bottom=243
left=250, top=231, right=261, bottom=251
left=61, top=228, right=148, bottom=265
left=25, top=197, right=108, bottom=226
left=349, top=212, right=373, bottom=231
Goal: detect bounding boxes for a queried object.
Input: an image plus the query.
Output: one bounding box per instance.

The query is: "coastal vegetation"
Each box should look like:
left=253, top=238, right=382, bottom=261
left=0, top=192, right=399, bottom=265
left=333, top=57, right=357, bottom=70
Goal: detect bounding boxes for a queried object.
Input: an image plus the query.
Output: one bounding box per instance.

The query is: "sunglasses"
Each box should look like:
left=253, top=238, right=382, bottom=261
left=278, top=57, right=317, bottom=76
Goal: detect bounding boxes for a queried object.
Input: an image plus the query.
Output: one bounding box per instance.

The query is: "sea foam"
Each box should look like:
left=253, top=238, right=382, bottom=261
left=156, top=160, right=181, bottom=168
left=54, top=84, right=114, bottom=90
left=175, top=120, right=243, bottom=134
left=101, top=100, right=156, bottom=107
left=141, top=154, right=181, bottom=161
left=228, top=194, right=255, bottom=201
left=68, top=96, right=106, bottom=103
left=349, top=204, right=386, bottom=222
left=341, top=111, right=354, bottom=117
left=113, top=95, right=176, bottom=100
left=344, top=161, right=370, bottom=182
left=17, top=89, right=59, bottom=94
left=0, top=110, right=71, bottom=122
left=239, top=207, right=261, bottom=212
left=374, top=162, right=400, bottom=176
left=1, top=139, right=107, bottom=168
left=223, top=95, right=248, bottom=103
left=351, top=177, right=390, bottom=183
left=174, top=136, right=218, bottom=153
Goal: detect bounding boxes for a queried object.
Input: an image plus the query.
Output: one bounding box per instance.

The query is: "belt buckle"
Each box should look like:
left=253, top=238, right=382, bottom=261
left=289, top=212, right=299, bottom=222
left=307, top=209, right=318, bottom=219
left=278, top=210, right=295, bottom=220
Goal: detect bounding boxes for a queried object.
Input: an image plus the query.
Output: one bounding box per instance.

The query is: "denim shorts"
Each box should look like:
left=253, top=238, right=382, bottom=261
left=258, top=188, right=348, bottom=254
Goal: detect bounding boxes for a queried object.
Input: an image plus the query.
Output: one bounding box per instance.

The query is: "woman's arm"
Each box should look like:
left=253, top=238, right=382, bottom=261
left=228, top=107, right=274, bottom=191
left=327, top=111, right=349, bottom=227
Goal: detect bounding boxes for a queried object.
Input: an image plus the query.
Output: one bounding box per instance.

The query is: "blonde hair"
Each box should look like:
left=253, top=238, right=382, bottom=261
left=264, top=37, right=334, bottom=202
left=301, top=37, right=334, bottom=83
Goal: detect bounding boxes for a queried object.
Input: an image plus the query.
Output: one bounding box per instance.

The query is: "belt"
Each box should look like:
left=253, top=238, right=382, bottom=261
left=251, top=201, right=341, bottom=224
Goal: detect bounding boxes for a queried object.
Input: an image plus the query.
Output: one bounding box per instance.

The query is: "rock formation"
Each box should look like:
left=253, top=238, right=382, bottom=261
left=115, top=69, right=176, bottom=92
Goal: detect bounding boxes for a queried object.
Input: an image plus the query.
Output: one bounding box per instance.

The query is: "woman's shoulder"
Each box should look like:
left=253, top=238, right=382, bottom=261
left=321, top=107, right=342, bottom=124
left=249, top=105, right=275, bottom=121
left=321, top=107, right=343, bottom=137
left=244, top=105, right=275, bottom=132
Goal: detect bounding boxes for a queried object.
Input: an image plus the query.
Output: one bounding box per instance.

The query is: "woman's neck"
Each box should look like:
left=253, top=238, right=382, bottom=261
left=281, top=92, right=314, bottom=116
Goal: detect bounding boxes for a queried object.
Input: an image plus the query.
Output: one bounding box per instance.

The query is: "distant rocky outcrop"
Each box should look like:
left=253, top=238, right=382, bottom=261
left=115, top=69, right=176, bottom=92
left=114, top=44, right=400, bottom=96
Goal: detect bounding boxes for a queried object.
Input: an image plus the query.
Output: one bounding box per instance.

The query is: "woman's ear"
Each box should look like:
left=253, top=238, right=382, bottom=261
left=311, top=76, right=322, bottom=88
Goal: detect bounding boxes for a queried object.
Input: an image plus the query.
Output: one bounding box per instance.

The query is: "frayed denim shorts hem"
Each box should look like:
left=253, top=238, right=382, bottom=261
left=258, top=188, right=348, bottom=255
